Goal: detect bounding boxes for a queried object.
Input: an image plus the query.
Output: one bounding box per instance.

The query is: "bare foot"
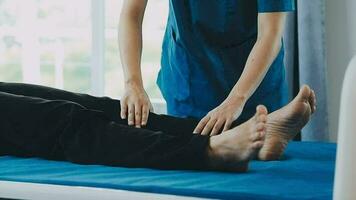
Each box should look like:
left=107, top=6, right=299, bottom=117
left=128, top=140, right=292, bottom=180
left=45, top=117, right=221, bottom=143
left=208, top=105, right=268, bottom=172
left=258, top=85, right=317, bottom=161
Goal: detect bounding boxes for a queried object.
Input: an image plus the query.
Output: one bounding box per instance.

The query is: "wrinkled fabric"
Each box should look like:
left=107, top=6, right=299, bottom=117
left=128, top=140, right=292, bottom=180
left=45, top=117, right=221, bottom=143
left=158, top=0, right=295, bottom=120
left=0, top=82, right=209, bottom=170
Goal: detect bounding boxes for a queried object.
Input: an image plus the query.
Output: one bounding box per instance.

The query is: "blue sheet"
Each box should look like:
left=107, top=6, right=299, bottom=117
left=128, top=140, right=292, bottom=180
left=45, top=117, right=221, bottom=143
left=0, top=142, right=335, bottom=200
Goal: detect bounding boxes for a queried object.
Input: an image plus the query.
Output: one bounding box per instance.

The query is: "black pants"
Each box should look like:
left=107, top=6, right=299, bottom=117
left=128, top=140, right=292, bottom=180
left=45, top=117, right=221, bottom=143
left=0, top=82, right=210, bottom=170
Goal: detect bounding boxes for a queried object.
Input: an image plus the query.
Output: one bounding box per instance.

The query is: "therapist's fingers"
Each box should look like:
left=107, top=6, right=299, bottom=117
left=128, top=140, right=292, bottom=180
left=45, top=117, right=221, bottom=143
left=128, top=104, right=135, bottom=126
left=120, top=101, right=128, bottom=119
left=141, top=105, right=149, bottom=126
left=201, top=118, right=218, bottom=136
left=134, top=104, right=142, bottom=128
left=223, top=119, right=233, bottom=132
left=193, top=116, right=210, bottom=134
left=210, top=119, right=224, bottom=136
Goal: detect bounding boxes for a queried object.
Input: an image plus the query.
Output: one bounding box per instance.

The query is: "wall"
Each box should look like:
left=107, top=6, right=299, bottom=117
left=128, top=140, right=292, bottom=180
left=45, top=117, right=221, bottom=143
left=325, top=0, right=356, bottom=141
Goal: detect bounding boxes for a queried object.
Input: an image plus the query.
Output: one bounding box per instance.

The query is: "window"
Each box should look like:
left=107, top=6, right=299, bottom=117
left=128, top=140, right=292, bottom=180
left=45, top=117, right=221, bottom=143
left=0, top=0, right=168, bottom=104
left=0, top=0, right=92, bottom=93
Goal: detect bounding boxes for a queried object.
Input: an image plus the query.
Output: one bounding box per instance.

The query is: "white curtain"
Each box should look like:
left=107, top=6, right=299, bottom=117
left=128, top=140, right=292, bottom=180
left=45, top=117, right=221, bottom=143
left=284, top=0, right=330, bottom=141
left=298, top=0, right=329, bottom=141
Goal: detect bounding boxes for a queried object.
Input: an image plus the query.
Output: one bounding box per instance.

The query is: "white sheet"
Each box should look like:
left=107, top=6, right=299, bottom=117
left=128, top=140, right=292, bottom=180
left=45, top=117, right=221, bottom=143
left=0, top=181, right=209, bottom=200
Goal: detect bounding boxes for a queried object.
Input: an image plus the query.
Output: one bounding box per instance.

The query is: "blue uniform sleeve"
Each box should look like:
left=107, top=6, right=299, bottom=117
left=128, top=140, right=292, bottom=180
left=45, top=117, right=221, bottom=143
left=258, top=0, right=295, bottom=13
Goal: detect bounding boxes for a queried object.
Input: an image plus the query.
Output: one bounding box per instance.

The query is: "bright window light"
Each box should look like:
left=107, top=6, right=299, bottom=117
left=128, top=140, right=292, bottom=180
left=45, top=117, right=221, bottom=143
left=0, top=0, right=168, bottom=101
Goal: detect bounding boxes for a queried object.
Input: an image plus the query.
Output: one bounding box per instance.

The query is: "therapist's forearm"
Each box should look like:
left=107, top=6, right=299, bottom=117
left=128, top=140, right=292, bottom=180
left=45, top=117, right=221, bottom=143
left=228, top=12, right=287, bottom=104
left=119, top=10, right=144, bottom=88
left=228, top=34, right=282, bottom=103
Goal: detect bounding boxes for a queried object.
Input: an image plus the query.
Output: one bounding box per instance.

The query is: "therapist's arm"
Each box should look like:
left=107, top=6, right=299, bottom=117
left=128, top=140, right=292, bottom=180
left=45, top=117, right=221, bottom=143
left=119, top=0, right=153, bottom=128
left=194, top=13, right=287, bottom=135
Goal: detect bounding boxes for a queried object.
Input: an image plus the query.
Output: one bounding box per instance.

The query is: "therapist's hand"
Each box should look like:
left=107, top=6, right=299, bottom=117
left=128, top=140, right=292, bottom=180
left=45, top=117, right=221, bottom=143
left=193, top=96, right=246, bottom=136
left=120, top=85, right=154, bottom=128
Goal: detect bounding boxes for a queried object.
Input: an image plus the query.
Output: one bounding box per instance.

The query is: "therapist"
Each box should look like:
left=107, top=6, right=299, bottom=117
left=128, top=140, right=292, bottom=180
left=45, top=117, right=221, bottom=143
left=119, top=0, right=294, bottom=135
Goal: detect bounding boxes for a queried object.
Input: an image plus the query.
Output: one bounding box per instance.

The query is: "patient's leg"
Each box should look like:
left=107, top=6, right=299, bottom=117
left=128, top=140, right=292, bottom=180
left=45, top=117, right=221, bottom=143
left=0, top=82, right=122, bottom=121
left=0, top=91, right=264, bottom=172
left=0, top=82, right=198, bottom=135
left=0, top=91, right=207, bottom=170
left=258, top=85, right=317, bottom=161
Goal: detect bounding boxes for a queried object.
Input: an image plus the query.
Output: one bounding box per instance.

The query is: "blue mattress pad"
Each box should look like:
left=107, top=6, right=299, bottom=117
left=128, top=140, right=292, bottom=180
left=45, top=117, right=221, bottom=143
left=0, top=142, right=336, bottom=200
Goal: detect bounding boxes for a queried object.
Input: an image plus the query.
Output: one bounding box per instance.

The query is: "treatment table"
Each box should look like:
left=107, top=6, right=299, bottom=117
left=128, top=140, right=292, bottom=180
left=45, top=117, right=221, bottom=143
left=3, top=53, right=356, bottom=200
left=0, top=141, right=336, bottom=200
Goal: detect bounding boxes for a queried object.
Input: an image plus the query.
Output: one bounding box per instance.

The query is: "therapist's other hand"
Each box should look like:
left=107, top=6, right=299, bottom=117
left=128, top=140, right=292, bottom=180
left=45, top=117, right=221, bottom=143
left=120, top=85, right=154, bottom=128
left=193, top=96, right=246, bottom=136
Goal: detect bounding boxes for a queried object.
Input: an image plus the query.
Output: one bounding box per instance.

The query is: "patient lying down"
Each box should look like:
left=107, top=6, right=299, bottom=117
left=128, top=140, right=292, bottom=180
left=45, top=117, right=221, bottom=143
left=0, top=83, right=316, bottom=172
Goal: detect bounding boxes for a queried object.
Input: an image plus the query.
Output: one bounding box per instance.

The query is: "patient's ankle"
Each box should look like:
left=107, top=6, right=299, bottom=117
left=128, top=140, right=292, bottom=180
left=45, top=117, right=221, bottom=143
left=206, top=137, right=249, bottom=172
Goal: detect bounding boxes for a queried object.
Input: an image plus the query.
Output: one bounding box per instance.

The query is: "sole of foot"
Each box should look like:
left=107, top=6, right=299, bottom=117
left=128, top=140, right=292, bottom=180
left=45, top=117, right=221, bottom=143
left=258, top=85, right=316, bottom=161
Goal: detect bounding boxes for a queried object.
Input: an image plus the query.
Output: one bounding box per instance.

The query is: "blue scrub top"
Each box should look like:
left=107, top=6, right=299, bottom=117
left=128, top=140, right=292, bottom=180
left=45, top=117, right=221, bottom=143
left=157, top=0, right=295, bottom=120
